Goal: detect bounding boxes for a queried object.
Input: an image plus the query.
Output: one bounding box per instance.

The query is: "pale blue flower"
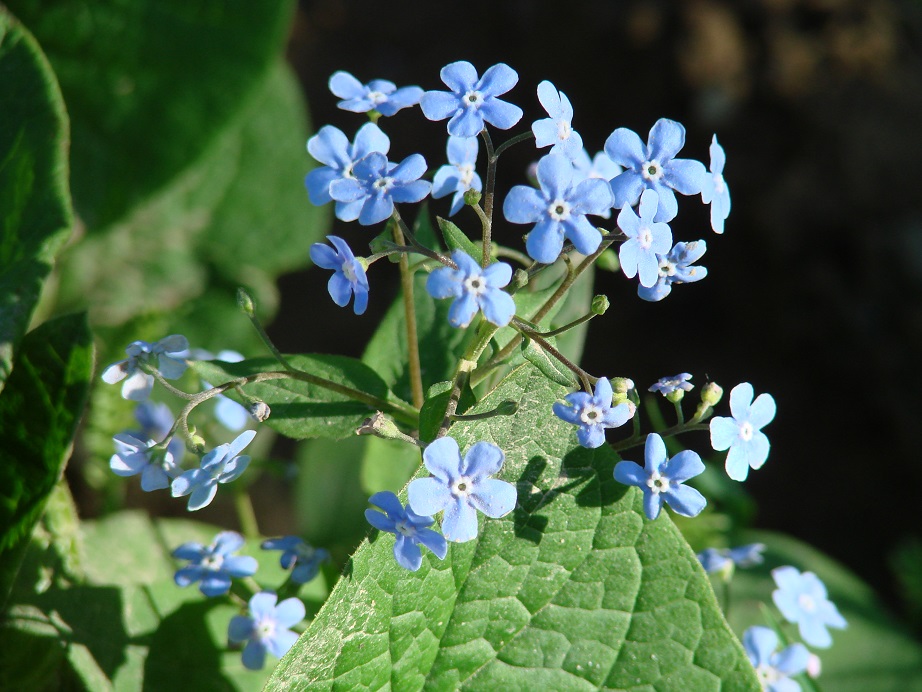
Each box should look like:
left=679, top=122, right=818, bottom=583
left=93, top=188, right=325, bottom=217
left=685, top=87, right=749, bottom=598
left=328, top=71, right=422, bottom=116
left=110, top=433, right=178, bottom=491
left=172, top=530, right=258, bottom=597
left=207, top=350, right=250, bottom=431
left=504, top=153, right=614, bottom=263
left=132, top=401, right=184, bottom=462
left=697, top=543, right=766, bottom=574
left=552, top=377, right=634, bottom=448
left=532, top=80, right=583, bottom=159
left=365, top=491, right=448, bottom=571
left=744, top=625, right=810, bottom=692
left=649, top=373, right=694, bottom=396
left=571, top=148, right=622, bottom=185
left=407, top=437, right=517, bottom=543
left=304, top=123, right=390, bottom=221
left=101, top=335, right=189, bottom=400
left=772, top=566, right=847, bottom=648
left=710, top=383, right=776, bottom=481
left=701, top=134, right=731, bottom=234
left=329, top=151, right=430, bottom=225
left=421, top=61, right=523, bottom=137
left=617, top=189, right=673, bottom=288
left=613, top=433, right=706, bottom=520
left=310, top=235, right=369, bottom=315
left=426, top=250, right=515, bottom=328
left=638, top=239, right=708, bottom=302
left=605, top=118, right=707, bottom=222
left=228, top=592, right=305, bottom=670
left=432, top=136, right=482, bottom=216
left=261, top=536, right=329, bottom=583
left=171, top=430, right=255, bottom=511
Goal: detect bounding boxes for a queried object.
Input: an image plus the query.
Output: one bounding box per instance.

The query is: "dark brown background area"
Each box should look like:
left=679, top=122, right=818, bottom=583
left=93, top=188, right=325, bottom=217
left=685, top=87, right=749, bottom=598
left=274, top=0, right=922, bottom=612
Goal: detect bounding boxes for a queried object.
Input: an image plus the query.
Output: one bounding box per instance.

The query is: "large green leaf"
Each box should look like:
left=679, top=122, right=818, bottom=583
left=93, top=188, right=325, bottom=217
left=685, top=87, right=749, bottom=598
left=0, top=313, right=93, bottom=603
left=269, top=364, right=758, bottom=690
left=194, top=354, right=397, bottom=440
left=0, top=8, right=72, bottom=392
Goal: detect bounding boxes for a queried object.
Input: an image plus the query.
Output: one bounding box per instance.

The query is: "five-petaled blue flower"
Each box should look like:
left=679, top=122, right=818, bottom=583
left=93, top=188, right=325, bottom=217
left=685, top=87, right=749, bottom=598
left=697, top=543, right=766, bottom=574
left=101, top=335, right=189, bottom=401
left=772, top=565, right=847, bottom=648
left=701, top=134, right=731, bottom=234
left=432, top=136, right=482, bottom=216
left=532, top=80, right=583, bottom=159
left=426, top=250, right=515, bottom=328
left=614, top=433, right=707, bottom=520
left=649, top=373, right=694, bottom=396
left=617, top=188, right=673, bottom=288
left=261, top=536, right=329, bottom=583
left=110, top=433, right=179, bottom=491
left=310, top=235, right=370, bottom=315
left=171, top=430, right=256, bottom=511
left=709, top=382, right=776, bottom=481
left=304, top=123, right=390, bottom=221
left=504, top=153, right=614, bottom=264
left=743, top=625, right=810, bottom=692
left=329, top=151, right=430, bottom=226
left=228, top=591, right=305, bottom=670
left=637, top=239, right=708, bottom=302
left=365, top=491, right=448, bottom=571
left=552, top=377, right=634, bottom=448
left=328, top=70, right=423, bottom=116
left=420, top=61, right=523, bottom=138
left=407, top=437, right=517, bottom=543
left=172, top=530, right=257, bottom=597
left=605, top=117, right=707, bottom=222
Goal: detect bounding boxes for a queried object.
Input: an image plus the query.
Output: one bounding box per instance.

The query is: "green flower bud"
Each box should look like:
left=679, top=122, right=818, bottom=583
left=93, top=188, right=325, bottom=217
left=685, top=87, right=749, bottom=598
left=463, top=188, right=482, bottom=206
left=236, top=287, right=256, bottom=317
left=701, top=382, right=724, bottom=407
left=666, top=389, right=685, bottom=404
left=591, top=294, right=610, bottom=316
left=595, top=248, right=620, bottom=272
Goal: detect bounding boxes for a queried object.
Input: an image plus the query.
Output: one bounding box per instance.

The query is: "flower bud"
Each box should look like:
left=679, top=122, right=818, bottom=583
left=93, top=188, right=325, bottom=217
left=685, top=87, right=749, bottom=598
left=700, top=382, right=723, bottom=407
left=356, top=412, right=420, bottom=447
left=189, top=433, right=207, bottom=455
left=236, top=287, right=256, bottom=317
left=247, top=400, right=271, bottom=422
left=512, top=269, right=529, bottom=290
left=590, top=295, right=610, bottom=316
left=610, top=377, right=634, bottom=394
left=595, top=248, right=620, bottom=272
left=666, top=389, right=685, bottom=404
left=463, top=188, right=482, bottom=206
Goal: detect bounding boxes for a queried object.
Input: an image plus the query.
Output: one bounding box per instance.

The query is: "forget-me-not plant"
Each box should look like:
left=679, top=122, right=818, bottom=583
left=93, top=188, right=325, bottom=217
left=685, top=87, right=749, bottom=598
left=617, top=188, right=673, bottom=288
left=109, top=433, right=178, bottom=491
left=171, top=429, right=256, bottom=510
left=698, top=543, right=766, bottom=574
left=637, top=239, right=708, bottom=302
left=101, top=335, right=189, bottom=401
left=743, top=625, right=810, bottom=692
left=532, top=80, right=582, bottom=159
left=172, top=530, right=258, bottom=597
left=710, top=382, right=776, bottom=481
left=261, top=536, right=330, bottom=584
left=365, top=491, right=448, bottom=571
left=329, top=151, right=431, bottom=226
left=772, top=565, right=847, bottom=648
left=701, top=134, right=731, bottom=234
left=432, top=136, right=482, bottom=216
left=310, top=235, right=370, bottom=315
left=328, top=70, right=423, bottom=117
left=228, top=592, right=305, bottom=670
left=649, top=373, right=694, bottom=397
left=425, top=250, right=515, bottom=328
left=552, top=377, right=634, bottom=448
left=131, top=400, right=185, bottom=462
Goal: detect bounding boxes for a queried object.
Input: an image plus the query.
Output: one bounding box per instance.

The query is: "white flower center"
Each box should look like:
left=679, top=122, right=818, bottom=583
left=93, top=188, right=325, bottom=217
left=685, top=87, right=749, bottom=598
left=457, top=163, right=475, bottom=188
left=755, top=664, right=781, bottom=686
left=548, top=198, right=571, bottom=221
left=642, top=160, right=663, bottom=181
left=373, top=176, right=394, bottom=193
left=714, top=173, right=725, bottom=194
left=342, top=163, right=355, bottom=179
left=579, top=404, right=604, bottom=426
left=646, top=471, right=670, bottom=494
left=451, top=476, right=473, bottom=498
left=201, top=553, right=224, bottom=571
left=342, top=260, right=358, bottom=283
left=739, top=421, right=754, bottom=441
left=658, top=258, right=677, bottom=277
left=367, top=90, right=388, bottom=105
left=557, top=120, right=572, bottom=141
left=798, top=593, right=816, bottom=612
left=463, top=275, right=486, bottom=296
left=463, top=90, right=484, bottom=109
left=395, top=519, right=416, bottom=537
left=255, top=616, right=277, bottom=642
left=638, top=226, right=654, bottom=250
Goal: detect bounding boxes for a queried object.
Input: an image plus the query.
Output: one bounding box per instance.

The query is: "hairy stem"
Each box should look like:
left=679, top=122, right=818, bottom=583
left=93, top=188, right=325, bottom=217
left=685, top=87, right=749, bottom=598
left=391, top=209, right=425, bottom=409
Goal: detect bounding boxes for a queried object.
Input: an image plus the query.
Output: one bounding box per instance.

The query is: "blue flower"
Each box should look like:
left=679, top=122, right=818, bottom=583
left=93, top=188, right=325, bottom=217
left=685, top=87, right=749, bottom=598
left=504, top=153, right=614, bottom=263
left=228, top=592, right=305, bottom=670
left=570, top=149, right=620, bottom=219
left=328, top=71, right=422, bottom=116
left=552, top=377, right=634, bottom=448
left=531, top=80, right=583, bottom=159
left=110, top=433, right=179, bottom=491
left=425, top=250, right=515, bottom=328
left=365, top=491, right=448, bottom=571
left=743, top=625, right=810, bottom=692
left=617, top=189, right=673, bottom=288
left=171, top=430, right=256, bottom=510
left=772, top=566, right=847, bottom=648
left=195, top=350, right=251, bottom=431
left=432, top=136, right=482, bottom=216
left=310, top=235, right=370, bottom=315
left=605, top=118, right=707, bottom=222
left=261, top=536, right=330, bottom=583
left=172, top=530, right=258, bottom=597
left=101, top=335, right=189, bottom=401
left=697, top=543, right=766, bottom=574
left=420, top=61, right=523, bottom=137
left=329, top=151, right=430, bottom=226
left=613, top=433, right=707, bottom=520
left=709, top=382, right=776, bottom=481
left=132, top=400, right=184, bottom=462
left=649, top=373, right=694, bottom=396
left=637, top=239, right=708, bottom=302
left=407, top=437, right=517, bottom=543
left=701, top=134, right=731, bottom=234
left=304, top=123, right=390, bottom=221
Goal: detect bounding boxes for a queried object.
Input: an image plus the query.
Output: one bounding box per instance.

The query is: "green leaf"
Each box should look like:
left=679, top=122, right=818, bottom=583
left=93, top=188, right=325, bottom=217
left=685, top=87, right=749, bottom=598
left=722, top=530, right=922, bottom=691
left=360, top=436, right=422, bottom=497
left=0, top=313, right=93, bottom=602
left=520, top=337, right=577, bottom=388
left=269, top=364, right=758, bottom=690
left=418, top=380, right=477, bottom=443
left=193, top=354, right=395, bottom=440
left=437, top=217, right=481, bottom=261
left=0, top=8, right=73, bottom=392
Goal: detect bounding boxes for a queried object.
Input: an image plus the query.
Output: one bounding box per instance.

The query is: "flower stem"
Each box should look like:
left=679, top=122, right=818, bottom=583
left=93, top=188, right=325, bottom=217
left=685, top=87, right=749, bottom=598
left=531, top=237, right=613, bottom=325
left=437, top=320, right=499, bottom=438
left=234, top=485, right=260, bottom=540
left=479, top=128, right=496, bottom=268
left=512, top=318, right=595, bottom=391
left=391, top=208, right=425, bottom=409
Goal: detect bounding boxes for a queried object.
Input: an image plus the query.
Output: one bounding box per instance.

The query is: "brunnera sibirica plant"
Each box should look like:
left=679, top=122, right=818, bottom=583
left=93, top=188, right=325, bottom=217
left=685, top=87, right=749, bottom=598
left=97, top=61, right=846, bottom=689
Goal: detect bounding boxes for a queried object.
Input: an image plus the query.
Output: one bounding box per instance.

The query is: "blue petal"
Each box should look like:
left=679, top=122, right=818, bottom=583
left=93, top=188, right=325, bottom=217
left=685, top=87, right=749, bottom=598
left=650, top=183, right=678, bottom=222
left=618, top=240, right=641, bottom=279
left=241, top=640, right=267, bottom=670
left=305, top=168, right=339, bottom=205
left=224, top=555, right=258, bottom=578
left=420, top=91, right=460, bottom=121
left=365, top=508, right=397, bottom=533
left=368, top=490, right=406, bottom=518
left=310, top=242, right=341, bottom=270
left=481, top=261, right=512, bottom=288
left=648, top=118, right=685, bottom=162
left=328, top=71, right=364, bottom=99
left=266, top=629, right=299, bottom=659
left=171, top=542, right=206, bottom=560
left=664, top=158, right=707, bottom=195
left=328, top=273, right=353, bottom=308
left=416, top=528, right=449, bottom=559
left=469, top=478, right=516, bottom=518
left=390, top=154, right=427, bottom=184
left=481, top=99, right=523, bottom=130
left=663, top=485, right=706, bottom=517
left=503, top=185, right=545, bottom=224
left=637, top=188, right=659, bottom=222
left=307, top=126, right=350, bottom=168
left=480, top=289, right=515, bottom=327
left=359, top=195, right=394, bottom=226
left=352, top=122, right=390, bottom=158
left=421, top=437, right=461, bottom=482
left=440, top=497, right=479, bottom=543
left=427, top=266, right=463, bottom=300
left=187, top=482, right=218, bottom=511
left=729, top=382, right=755, bottom=418
left=448, top=108, right=485, bottom=138
left=329, top=178, right=366, bottom=204
left=553, top=401, right=581, bottom=425
left=709, top=416, right=738, bottom=451
left=391, top=179, right=431, bottom=204
left=174, top=566, right=204, bottom=587
left=536, top=154, right=573, bottom=199
left=228, top=615, right=254, bottom=643
left=662, top=450, right=705, bottom=483
left=536, top=80, right=562, bottom=117
left=273, top=596, right=306, bottom=628
left=774, top=642, right=810, bottom=676
left=613, top=460, right=646, bottom=487
left=462, top=441, right=505, bottom=477
left=749, top=393, right=777, bottom=428
left=532, top=119, right=559, bottom=148
left=576, top=425, right=605, bottom=449
left=605, top=127, right=646, bottom=168
left=394, top=535, right=423, bottom=571
left=440, top=60, right=478, bottom=92
left=562, top=216, right=601, bottom=256
left=448, top=292, right=479, bottom=328
left=526, top=219, right=564, bottom=264
left=477, top=63, right=518, bottom=96
left=616, top=204, right=641, bottom=237
left=643, top=433, right=668, bottom=474
left=573, top=178, right=614, bottom=215
left=432, top=166, right=459, bottom=199
left=407, top=477, right=452, bottom=517
left=724, top=446, right=751, bottom=481
left=218, top=456, right=250, bottom=484
left=213, top=530, right=245, bottom=555
left=643, top=490, right=663, bottom=520
left=743, top=626, right=778, bottom=666
left=200, top=572, right=232, bottom=597
left=609, top=171, right=645, bottom=209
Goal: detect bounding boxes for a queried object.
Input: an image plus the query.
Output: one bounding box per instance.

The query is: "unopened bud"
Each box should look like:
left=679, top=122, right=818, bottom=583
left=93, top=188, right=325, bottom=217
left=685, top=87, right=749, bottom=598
left=595, top=248, right=620, bottom=272
left=590, top=295, right=610, bottom=316
left=494, top=400, right=518, bottom=416
left=356, top=412, right=420, bottom=447
left=248, top=400, right=271, bottom=422
left=236, top=287, right=256, bottom=317
left=701, top=382, right=724, bottom=407
left=189, top=433, right=207, bottom=455
left=807, top=653, right=822, bottom=679
left=666, top=389, right=685, bottom=404
left=610, top=377, right=634, bottom=394
left=513, top=269, right=529, bottom=289
left=463, top=188, right=482, bottom=206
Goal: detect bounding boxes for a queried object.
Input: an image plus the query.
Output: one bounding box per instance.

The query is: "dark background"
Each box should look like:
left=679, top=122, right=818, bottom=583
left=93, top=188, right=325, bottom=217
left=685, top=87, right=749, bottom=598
left=274, top=0, right=922, bottom=614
